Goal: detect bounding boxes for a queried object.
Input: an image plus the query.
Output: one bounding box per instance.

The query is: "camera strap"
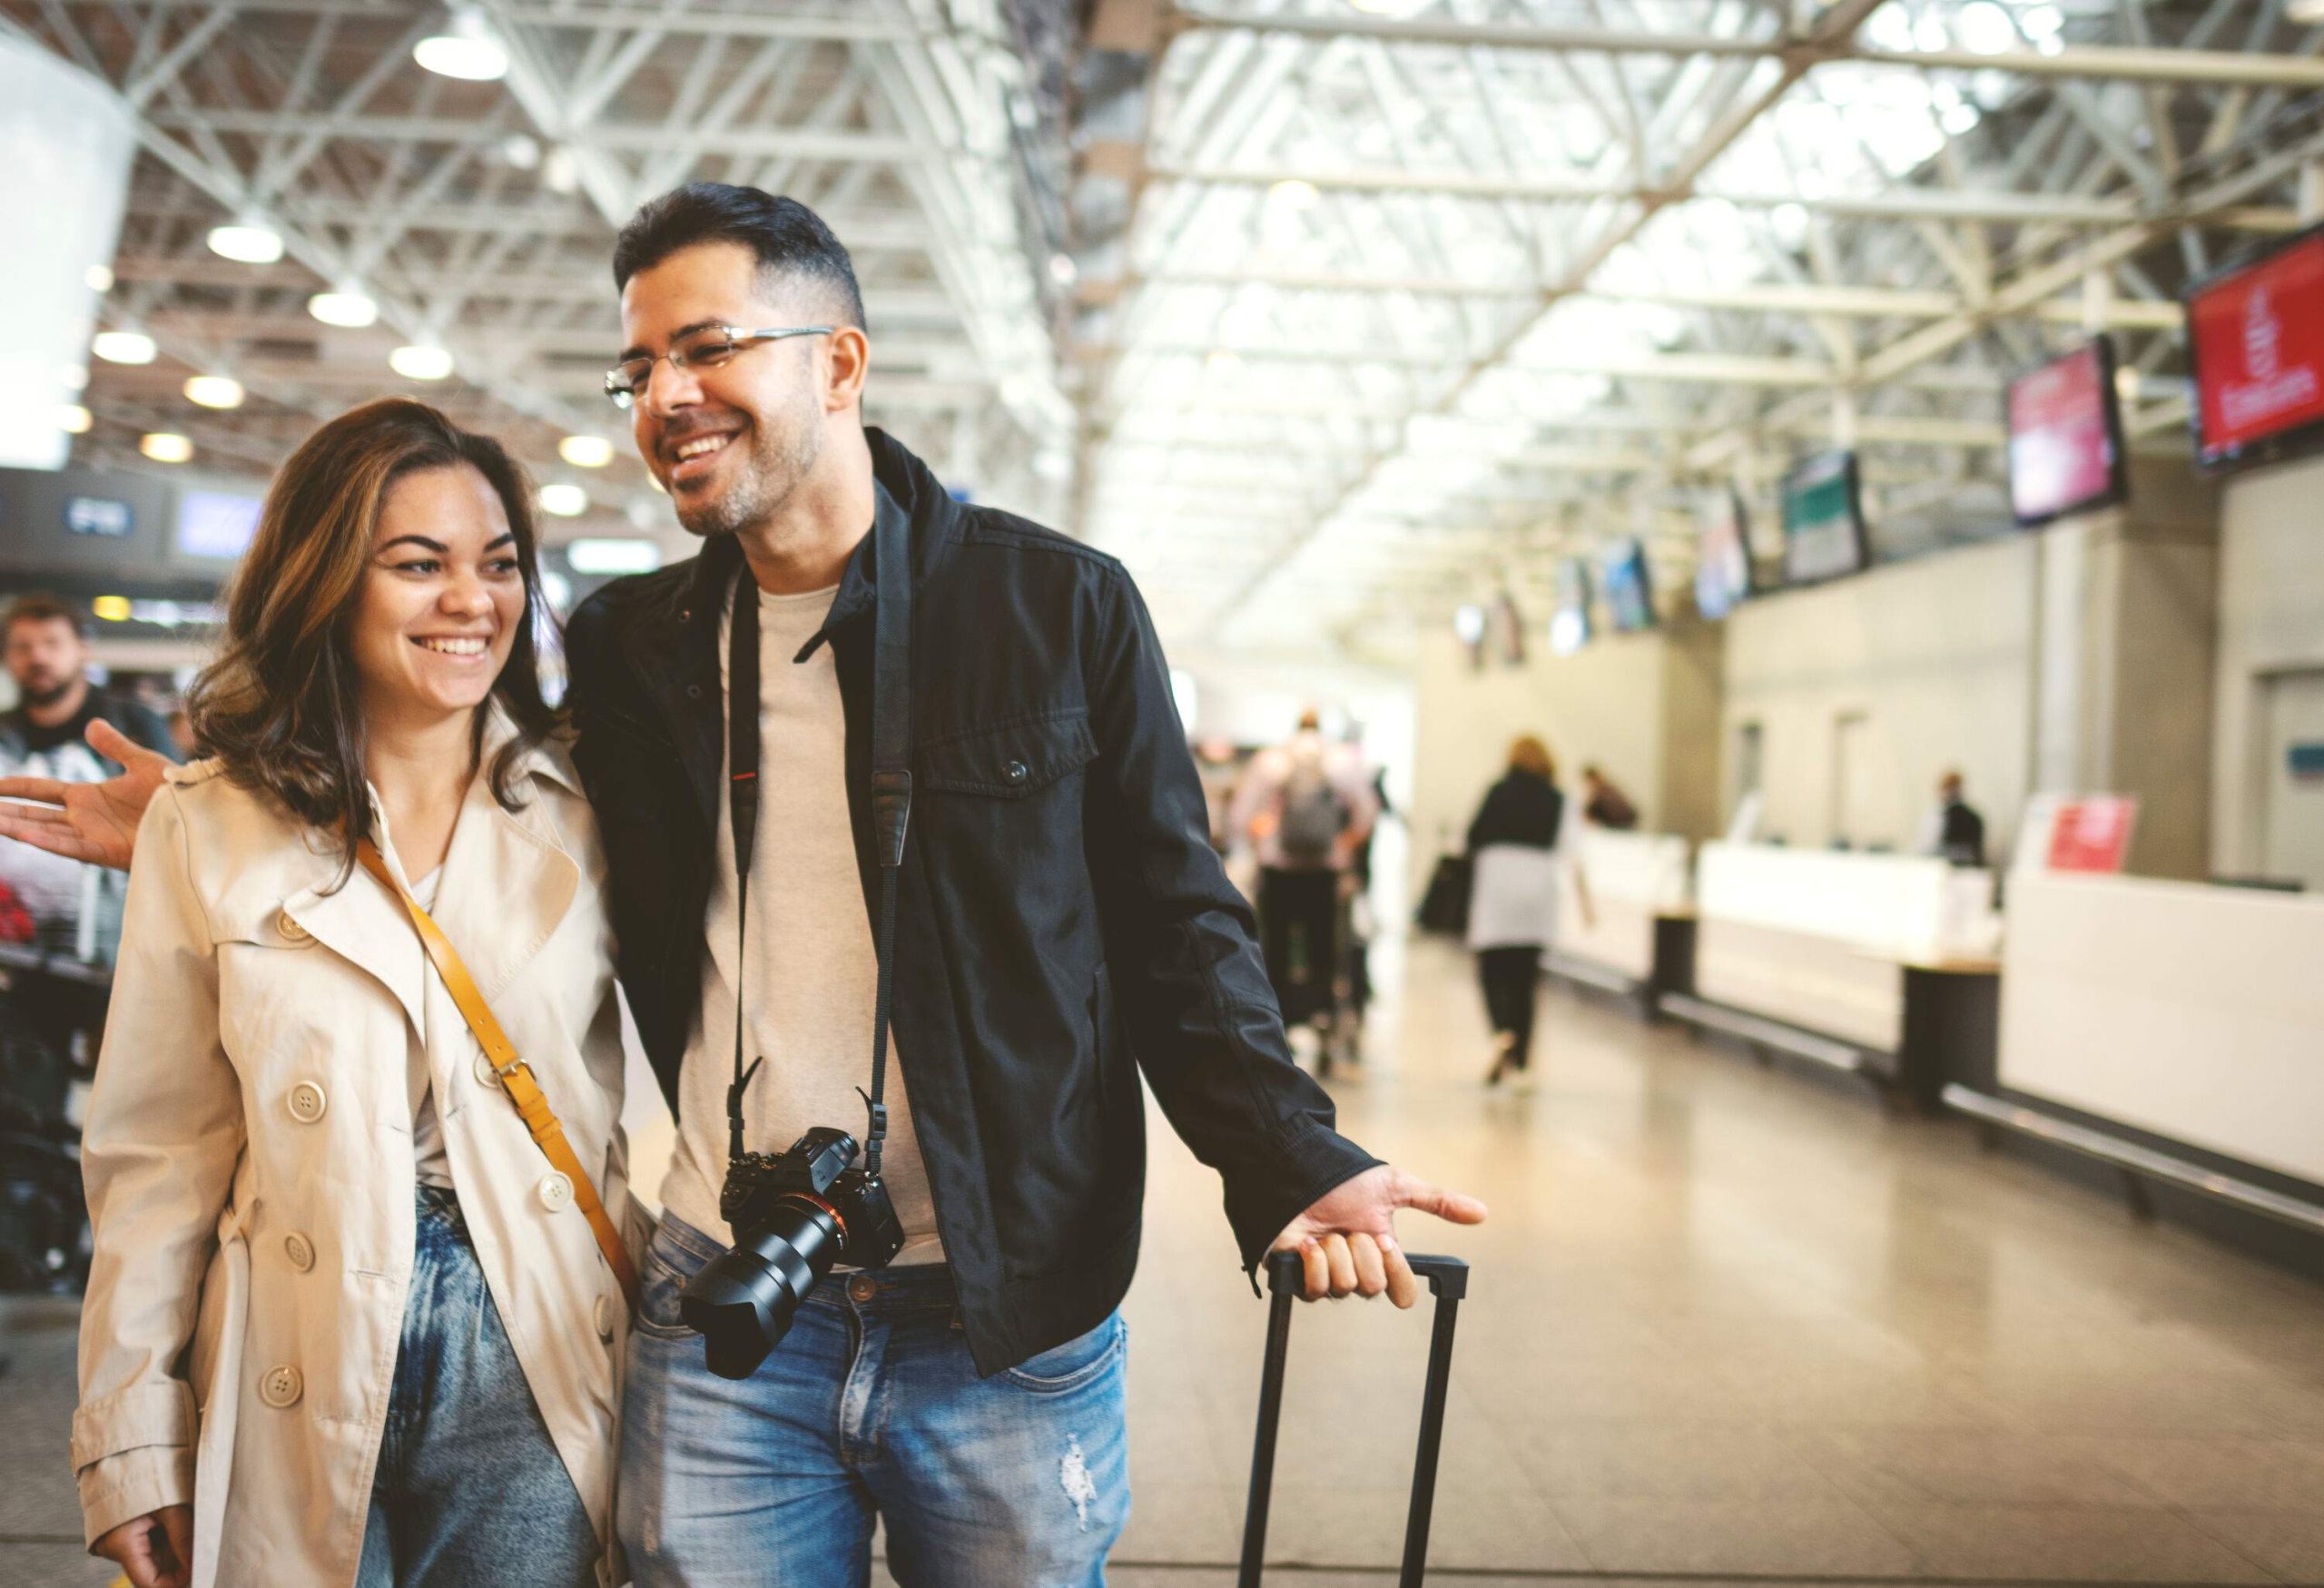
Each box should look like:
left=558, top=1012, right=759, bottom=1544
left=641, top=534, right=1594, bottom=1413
left=725, top=502, right=912, bottom=1179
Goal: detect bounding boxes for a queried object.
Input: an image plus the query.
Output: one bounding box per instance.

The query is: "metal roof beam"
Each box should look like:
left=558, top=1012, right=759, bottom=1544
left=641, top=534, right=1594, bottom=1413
left=1172, top=5, right=2324, bottom=90
left=144, top=109, right=931, bottom=164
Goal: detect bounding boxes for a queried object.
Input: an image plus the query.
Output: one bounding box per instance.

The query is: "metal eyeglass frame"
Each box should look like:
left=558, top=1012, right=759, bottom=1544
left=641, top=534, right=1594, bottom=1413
left=605, top=324, right=836, bottom=409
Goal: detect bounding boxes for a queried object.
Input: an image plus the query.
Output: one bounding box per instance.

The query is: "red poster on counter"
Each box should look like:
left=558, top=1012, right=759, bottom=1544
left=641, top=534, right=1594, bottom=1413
left=2045, top=796, right=2138, bottom=873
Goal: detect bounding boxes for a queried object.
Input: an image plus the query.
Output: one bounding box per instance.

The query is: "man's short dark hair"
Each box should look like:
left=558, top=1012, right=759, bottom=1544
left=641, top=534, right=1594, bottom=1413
left=613, top=183, right=867, bottom=331
left=4, top=594, right=86, bottom=642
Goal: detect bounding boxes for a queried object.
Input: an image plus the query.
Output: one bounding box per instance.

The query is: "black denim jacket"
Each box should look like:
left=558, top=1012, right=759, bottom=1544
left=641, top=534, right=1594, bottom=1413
left=565, top=429, right=1378, bottom=1375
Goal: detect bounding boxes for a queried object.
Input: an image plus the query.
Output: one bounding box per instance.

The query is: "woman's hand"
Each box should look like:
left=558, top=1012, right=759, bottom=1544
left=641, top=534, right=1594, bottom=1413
left=92, top=1504, right=193, bottom=1588
left=0, top=719, right=168, bottom=871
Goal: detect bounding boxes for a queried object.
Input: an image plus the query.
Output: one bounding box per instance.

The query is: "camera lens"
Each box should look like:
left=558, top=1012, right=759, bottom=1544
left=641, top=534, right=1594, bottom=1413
left=679, top=1195, right=845, bottom=1379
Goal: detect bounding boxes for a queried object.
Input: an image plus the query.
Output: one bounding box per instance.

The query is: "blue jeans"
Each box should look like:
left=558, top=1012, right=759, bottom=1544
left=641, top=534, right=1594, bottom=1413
left=356, top=1185, right=597, bottom=1588
left=618, top=1211, right=1130, bottom=1587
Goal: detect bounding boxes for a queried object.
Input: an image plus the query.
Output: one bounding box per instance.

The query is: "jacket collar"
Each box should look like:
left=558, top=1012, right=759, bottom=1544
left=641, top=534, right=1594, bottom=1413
left=278, top=705, right=582, bottom=1040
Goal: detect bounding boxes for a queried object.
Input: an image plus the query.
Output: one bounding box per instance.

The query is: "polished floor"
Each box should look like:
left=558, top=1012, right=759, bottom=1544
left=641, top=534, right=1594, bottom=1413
left=6, top=933, right=2323, bottom=1586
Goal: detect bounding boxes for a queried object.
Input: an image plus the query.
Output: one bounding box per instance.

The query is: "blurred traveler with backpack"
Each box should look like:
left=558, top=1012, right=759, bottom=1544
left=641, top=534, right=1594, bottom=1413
left=1229, top=709, right=1376, bottom=1068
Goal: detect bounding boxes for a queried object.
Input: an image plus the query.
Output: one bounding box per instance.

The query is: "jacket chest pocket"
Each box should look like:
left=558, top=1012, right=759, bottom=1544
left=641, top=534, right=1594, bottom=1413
left=918, top=711, right=1097, bottom=800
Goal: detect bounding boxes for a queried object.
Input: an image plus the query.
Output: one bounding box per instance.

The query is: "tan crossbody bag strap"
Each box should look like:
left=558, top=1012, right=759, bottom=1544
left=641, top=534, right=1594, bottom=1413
left=356, top=841, right=640, bottom=1313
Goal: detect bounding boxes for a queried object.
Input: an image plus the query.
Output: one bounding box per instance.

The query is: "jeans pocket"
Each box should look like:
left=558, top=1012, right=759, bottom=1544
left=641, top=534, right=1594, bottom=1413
left=632, top=1235, right=707, bottom=1342
left=1002, top=1313, right=1126, bottom=1394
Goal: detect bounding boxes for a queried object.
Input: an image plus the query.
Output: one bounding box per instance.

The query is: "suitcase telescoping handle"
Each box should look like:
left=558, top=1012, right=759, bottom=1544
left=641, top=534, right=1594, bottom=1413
left=1237, top=1249, right=1470, bottom=1588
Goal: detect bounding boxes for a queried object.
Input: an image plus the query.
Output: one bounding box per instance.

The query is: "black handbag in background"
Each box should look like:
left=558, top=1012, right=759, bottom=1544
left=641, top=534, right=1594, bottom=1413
left=1414, top=853, right=1471, bottom=936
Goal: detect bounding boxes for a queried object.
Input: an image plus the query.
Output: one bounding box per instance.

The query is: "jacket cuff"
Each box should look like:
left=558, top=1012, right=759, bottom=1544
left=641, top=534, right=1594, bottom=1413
left=1226, top=1116, right=1384, bottom=1275
left=73, top=1379, right=196, bottom=1471
left=78, top=1443, right=193, bottom=1550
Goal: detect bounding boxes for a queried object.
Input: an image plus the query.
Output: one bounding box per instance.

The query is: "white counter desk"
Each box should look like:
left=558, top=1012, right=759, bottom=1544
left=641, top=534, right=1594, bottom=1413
left=1963, top=872, right=2324, bottom=1223
left=1668, top=842, right=2001, bottom=1104
left=1544, top=829, right=1693, bottom=1006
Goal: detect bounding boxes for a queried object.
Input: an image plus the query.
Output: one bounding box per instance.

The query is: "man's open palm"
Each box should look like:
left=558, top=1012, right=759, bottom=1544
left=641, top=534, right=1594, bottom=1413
left=1270, top=1164, right=1487, bottom=1308
left=0, top=719, right=166, bottom=870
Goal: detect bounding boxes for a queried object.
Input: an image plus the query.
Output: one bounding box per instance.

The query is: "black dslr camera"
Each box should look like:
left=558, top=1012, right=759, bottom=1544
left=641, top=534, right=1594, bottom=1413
left=679, top=1125, right=906, bottom=1379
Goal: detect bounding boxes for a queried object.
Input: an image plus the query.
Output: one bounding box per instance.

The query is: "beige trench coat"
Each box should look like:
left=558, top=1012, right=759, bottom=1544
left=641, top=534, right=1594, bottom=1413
left=73, top=718, right=633, bottom=1588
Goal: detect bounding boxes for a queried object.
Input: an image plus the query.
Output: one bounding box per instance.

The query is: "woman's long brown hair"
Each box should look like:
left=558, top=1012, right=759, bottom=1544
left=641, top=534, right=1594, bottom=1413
left=186, top=399, right=559, bottom=861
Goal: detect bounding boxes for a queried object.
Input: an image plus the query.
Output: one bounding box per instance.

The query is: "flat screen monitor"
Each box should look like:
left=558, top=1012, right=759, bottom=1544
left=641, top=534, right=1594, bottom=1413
left=1779, top=449, right=1867, bottom=585
left=1600, top=537, right=1655, bottom=632
left=2186, top=225, right=2324, bottom=472
left=174, top=488, right=264, bottom=560
left=1549, top=557, right=1590, bottom=656
left=1694, top=488, right=1752, bottom=618
left=2008, top=337, right=2128, bottom=526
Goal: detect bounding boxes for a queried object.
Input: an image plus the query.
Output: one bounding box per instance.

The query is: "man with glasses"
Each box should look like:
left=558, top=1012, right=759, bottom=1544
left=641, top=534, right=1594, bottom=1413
left=585, top=183, right=1485, bottom=1585
left=2, top=183, right=1486, bottom=1585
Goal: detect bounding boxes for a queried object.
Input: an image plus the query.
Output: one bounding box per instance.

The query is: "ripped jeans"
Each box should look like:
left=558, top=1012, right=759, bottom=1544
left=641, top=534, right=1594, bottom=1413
left=617, top=1211, right=1130, bottom=1588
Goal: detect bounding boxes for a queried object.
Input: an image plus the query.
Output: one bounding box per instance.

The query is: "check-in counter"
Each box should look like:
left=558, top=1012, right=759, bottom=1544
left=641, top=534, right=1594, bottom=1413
left=1545, top=829, right=1692, bottom=1004
left=1983, top=873, right=2324, bottom=1212
left=1671, top=842, right=2000, bottom=1104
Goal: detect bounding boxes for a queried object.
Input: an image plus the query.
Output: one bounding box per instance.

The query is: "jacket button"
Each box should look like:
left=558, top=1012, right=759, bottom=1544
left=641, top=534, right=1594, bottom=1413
left=259, top=1364, right=303, bottom=1408
left=475, top=1051, right=503, bottom=1088
left=278, top=910, right=310, bottom=942
left=685, top=684, right=703, bottom=700
left=1004, top=759, right=1029, bottom=784
left=595, top=1294, right=615, bottom=1340
left=537, top=1172, right=574, bottom=1213
left=679, top=608, right=692, bottom=624
left=283, top=1232, right=315, bottom=1272
left=286, top=1081, right=328, bottom=1124
left=847, top=1275, right=877, bottom=1303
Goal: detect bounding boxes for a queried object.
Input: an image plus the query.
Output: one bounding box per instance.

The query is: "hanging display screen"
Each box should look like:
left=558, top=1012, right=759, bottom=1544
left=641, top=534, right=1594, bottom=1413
left=1779, top=450, right=1867, bottom=584
left=2186, top=226, right=2324, bottom=472
left=2007, top=338, right=2128, bottom=527
left=1601, top=537, right=1655, bottom=632
left=1694, top=488, right=1752, bottom=618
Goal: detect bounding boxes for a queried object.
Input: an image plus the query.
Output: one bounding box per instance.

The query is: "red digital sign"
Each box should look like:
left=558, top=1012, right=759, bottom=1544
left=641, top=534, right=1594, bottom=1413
left=2188, top=230, right=2324, bottom=469
left=2007, top=340, right=2124, bottom=526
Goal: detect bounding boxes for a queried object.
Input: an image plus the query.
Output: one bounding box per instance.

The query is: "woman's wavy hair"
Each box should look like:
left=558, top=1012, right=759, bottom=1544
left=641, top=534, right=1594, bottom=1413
left=187, top=399, right=558, bottom=858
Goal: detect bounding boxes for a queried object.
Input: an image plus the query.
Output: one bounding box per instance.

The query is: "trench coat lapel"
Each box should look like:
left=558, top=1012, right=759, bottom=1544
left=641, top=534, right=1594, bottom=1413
left=278, top=852, right=429, bottom=1040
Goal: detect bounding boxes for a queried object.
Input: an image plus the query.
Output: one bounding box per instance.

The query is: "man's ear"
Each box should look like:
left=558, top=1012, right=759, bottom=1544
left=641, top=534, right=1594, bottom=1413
left=826, top=325, right=870, bottom=412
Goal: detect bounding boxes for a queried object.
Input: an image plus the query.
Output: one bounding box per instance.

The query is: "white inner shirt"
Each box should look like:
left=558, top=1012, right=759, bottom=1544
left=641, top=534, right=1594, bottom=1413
left=408, top=867, right=456, bottom=1190
left=658, top=579, right=943, bottom=1264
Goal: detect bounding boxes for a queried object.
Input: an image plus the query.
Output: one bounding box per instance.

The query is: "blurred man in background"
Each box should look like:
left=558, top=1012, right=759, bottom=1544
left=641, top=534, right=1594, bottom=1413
left=0, top=597, right=178, bottom=781
left=1922, top=768, right=1987, bottom=868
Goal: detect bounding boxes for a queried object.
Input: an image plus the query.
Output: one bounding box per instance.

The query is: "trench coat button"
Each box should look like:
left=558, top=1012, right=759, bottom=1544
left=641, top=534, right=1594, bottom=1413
left=595, top=1294, right=615, bottom=1340
left=475, top=1051, right=503, bottom=1088
left=847, top=1275, right=878, bottom=1303
left=277, top=910, right=310, bottom=942
left=259, top=1364, right=303, bottom=1408
left=286, top=1080, right=328, bottom=1124
left=1004, top=759, right=1029, bottom=785
left=537, top=1171, right=574, bottom=1213
left=283, top=1232, right=315, bottom=1272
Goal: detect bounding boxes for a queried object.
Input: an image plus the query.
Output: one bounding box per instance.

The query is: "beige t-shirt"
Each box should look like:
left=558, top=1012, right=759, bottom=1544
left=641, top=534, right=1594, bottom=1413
left=408, top=867, right=456, bottom=1191
left=657, top=581, right=943, bottom=1264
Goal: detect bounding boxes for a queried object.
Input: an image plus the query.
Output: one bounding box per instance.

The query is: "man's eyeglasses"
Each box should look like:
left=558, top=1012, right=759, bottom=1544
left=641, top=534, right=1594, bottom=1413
left=604, top=324, right=835, bottom=409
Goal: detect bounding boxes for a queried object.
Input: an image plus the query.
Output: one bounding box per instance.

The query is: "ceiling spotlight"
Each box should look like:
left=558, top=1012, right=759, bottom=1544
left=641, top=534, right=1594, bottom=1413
left=184, top=375, right=245, bottom=410
left=84, top=264, right=113, bottom=293
left=559, top=434, right=615, bottom=469
left=59, top=404, right=92, bottom=434
left=308, top=288, right=379, bottom=329
left=389, top=343, right=455, bottom=381
left=1048, top=252, right=1078, bottom=287
left=207, top=221, right=285, bottom=264
left=1267, top=178, right=1320, bottom=207
left=414, top=8, right=509, bottom=81
left=141, top=432, right=193, bottom=464
left=93, top=330, right=156, bottom=365
left=538, top=482, right=589, bottom=518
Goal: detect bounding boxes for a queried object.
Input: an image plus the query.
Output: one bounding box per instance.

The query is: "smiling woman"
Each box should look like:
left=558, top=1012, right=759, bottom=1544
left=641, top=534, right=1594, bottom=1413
left=186, top=396, right=558, bottom=868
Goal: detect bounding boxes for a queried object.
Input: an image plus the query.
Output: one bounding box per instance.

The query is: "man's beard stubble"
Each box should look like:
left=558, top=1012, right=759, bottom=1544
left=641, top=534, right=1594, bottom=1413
left=16, top=673, right=76, bottom=709
left=674, top=402, right=824, bottom=544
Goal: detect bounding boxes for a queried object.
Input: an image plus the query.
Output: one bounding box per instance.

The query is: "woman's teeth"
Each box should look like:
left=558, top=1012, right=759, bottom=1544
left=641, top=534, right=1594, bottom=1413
left=418, top=637, right=487, bottom=656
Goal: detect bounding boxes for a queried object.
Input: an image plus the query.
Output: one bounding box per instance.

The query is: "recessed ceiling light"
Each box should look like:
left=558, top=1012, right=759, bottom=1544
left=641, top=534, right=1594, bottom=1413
left=141, top=432, right=193, bottom=464
left=184, top=375, right=245, bottom=410
left=414, top=10, right=508, bottom=81
left=538, top=482, right=589, bottom=518
left=308, top=288, right=379, bottom=328
left=1267, top=178, right=1320, bottom=207
left=84, top=264, right=113, bottom=292
left=93, top=330, right=157, bottom=365
left=93, top=596, right=132, bottom=623
left=389, top=343, right=455, bottom=381
left=59, top=404, right=92, bottom=434
left=559, top=434, right=615, bottom=468
left=207, top=222, right=284, bottom=264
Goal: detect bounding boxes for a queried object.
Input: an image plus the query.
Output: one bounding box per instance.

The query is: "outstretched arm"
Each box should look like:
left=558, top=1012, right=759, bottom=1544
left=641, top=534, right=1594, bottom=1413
left=0, top=720, right=169, bottom=870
